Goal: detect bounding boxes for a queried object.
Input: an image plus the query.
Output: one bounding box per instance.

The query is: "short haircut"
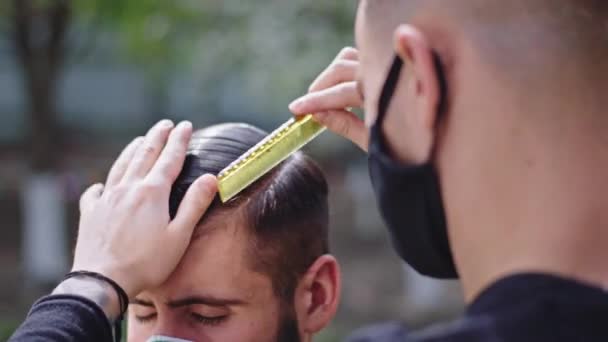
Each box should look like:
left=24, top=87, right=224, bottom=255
left=169, top=123, right=329, bottom=301
left=364, top=0, right=608, bottom=73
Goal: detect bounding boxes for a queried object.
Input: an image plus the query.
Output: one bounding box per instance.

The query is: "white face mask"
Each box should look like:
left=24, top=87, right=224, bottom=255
left=146, top=336, right=193, bottom=342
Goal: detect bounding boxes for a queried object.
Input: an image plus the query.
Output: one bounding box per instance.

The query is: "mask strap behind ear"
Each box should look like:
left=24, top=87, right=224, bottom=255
left=376, top=55, right=404, bottom=124
left=432, top=52, right=448, bottom=119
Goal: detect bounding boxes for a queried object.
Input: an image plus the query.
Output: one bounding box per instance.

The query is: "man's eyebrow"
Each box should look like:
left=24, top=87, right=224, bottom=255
left=167, top=296, right=246, bottom=308
left=130, top=298, right=154, bottom=307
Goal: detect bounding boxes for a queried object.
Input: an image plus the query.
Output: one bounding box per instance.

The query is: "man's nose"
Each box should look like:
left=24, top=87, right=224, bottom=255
left=150, top=318, right=192, bottom=341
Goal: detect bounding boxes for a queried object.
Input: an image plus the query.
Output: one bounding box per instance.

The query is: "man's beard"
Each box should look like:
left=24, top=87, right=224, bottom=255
left=276, top=305, right=300, bottom=342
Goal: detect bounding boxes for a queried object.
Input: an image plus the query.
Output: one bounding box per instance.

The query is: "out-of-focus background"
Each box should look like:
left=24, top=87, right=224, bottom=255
left=0, top=1, right=463, bottom=340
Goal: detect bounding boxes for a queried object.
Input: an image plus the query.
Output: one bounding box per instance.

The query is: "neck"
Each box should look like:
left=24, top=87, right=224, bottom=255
left=441, top=90, right=608, bottom=303
left=459, top=228, right=608, bottom=303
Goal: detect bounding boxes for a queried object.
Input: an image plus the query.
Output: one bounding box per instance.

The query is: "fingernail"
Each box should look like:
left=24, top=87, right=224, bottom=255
left=289, top=98, right=303, bottom=112
left=178, top=120, right=193, bottom=130
left=160, top=119, right=174, bottom=128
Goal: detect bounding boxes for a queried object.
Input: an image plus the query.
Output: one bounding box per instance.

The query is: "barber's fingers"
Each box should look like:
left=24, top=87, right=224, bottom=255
left=313, top=110, right=369, bottom=152
left=290, top=81, right=363, bottom=115
left=106, top=137, right=144, bottom=188
left=335, top=46, right=359, bottom=62
left=147, top=121, right=193, bottom=185
left=123, top=120, right=174, bottom=182
left=308, top=60, right=359, bottom=93
left=79, top=183, right=104, bottom=213
left=168, top=174, right=217, bottom=237
left=308, top=47, right=359, bottom=93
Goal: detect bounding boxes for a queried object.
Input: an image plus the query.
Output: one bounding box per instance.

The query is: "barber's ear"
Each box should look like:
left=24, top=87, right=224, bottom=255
left=294, top=255, right=341, bottom=334
left=387, top=24, right=441, bottom=163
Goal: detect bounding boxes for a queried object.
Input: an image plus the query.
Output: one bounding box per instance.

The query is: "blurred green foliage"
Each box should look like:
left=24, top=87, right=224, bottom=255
left=71, top=0, right=358, bottom=117
left=0, top=320, right=18, bottom=341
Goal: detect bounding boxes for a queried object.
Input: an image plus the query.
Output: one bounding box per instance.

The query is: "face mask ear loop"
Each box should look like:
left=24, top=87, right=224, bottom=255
left=432, top=52, right=448, bottom=121
left=376, top=55, right=404, bottom=127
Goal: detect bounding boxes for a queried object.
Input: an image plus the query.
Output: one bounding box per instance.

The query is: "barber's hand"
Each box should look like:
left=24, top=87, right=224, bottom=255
left=289, top=47, right=368, bottom=151
left=73, top=120, right=217, bottom=298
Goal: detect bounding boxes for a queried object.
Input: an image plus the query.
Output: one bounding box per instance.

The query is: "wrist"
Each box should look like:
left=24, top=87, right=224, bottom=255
left=98, top=268, right=140, bottom=299
left=70, top=264, right=140, bottom=299
left=53, top=276, right=122, bottom=322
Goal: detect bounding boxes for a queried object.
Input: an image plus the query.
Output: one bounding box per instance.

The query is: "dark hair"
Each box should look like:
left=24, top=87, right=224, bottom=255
left=169, top=123, right=329, bottom=301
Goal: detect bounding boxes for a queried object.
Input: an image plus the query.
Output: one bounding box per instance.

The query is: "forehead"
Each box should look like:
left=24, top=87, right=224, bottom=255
left=154, top=212, right=274, bottom=302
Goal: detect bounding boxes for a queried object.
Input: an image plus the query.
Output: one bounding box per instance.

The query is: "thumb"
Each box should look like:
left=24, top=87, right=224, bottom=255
left=168, top=174, right=218, bottom=237
left=79, top=183, right=104, bottom=213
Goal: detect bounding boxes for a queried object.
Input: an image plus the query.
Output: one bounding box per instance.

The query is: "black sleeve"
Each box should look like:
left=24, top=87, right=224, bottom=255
left=8, top=294, right=114, bottom=342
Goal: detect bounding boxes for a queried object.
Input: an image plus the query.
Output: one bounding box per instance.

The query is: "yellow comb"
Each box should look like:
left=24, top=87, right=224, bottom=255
left=217, top=114, right=326, bottom=203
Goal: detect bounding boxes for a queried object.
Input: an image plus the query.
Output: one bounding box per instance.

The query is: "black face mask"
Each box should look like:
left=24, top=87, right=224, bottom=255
left=368, top=55, right=458, bottom=279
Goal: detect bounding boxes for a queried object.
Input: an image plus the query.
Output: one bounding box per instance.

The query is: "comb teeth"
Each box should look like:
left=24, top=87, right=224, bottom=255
left=217, top=117, right=296, bottom=179
left=217, top=115, right=325, bottom=202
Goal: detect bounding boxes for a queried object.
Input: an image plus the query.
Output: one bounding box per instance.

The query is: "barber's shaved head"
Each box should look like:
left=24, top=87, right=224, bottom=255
left=363, top=0, right=608, bottom=70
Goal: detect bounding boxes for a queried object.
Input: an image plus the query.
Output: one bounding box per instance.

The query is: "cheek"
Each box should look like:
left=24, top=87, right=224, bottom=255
left=363, top=71, right=387, bottom=127
left=359, top=44, right=397, bottom=126
left=360, top=61, right=378, bottom=127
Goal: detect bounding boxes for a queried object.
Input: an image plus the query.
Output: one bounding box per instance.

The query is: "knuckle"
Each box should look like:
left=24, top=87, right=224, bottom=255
left=163, top=160, right=180, bottom=178
left=339, top=82, right=356, bottom=97
left=79, top=184, right=101, bottom=209
left=78, top=196, right=89, bottom=211
left=337, top=117, right=351, bottom=137
left=106, top=186, right=128, bottom=205
left=168, top=144, right=186, bottom=159
left=329, top=60, right=345, bottom=75
left=137, top=182, right=155, bottom=194
left=140, top=179, right=167, bottom=193
left=338, top=46, right=357, bottom=58
left=154, top=165, right=178, bottom=182
left=141, top=143, right=159, bottom=157
left=129, top=136, right=145, bottom=150
left=333, top=60, right=351, bottom=72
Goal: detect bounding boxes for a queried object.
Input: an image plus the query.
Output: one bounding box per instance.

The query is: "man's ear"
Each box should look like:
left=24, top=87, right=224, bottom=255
left=384, top=24, right=441, bottom=164
left=294, top=255, right=341, bottom=335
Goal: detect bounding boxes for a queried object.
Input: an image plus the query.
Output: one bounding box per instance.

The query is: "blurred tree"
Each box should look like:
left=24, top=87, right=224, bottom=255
left=71, top=0, right=357, bottom=124
left=11, top=0, right=70, bottom=171
left=4, top=0, right=72, bottom=288
left=3, top=0, right=357, bottom=164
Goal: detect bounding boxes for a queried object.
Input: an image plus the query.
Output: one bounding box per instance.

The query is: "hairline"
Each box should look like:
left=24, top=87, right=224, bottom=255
left=191, top=155, right=328, bottom=303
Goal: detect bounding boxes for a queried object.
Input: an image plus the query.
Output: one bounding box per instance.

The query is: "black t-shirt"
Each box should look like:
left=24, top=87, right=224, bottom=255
left=10, top=273, right=608, bottom=341
left=349, top=273, right=608, bottom=342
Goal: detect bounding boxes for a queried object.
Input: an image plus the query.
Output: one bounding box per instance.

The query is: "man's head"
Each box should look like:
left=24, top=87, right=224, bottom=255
left=128, top=123, right=340, bottom=342
left=356, top=0, right=608, bottom=299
